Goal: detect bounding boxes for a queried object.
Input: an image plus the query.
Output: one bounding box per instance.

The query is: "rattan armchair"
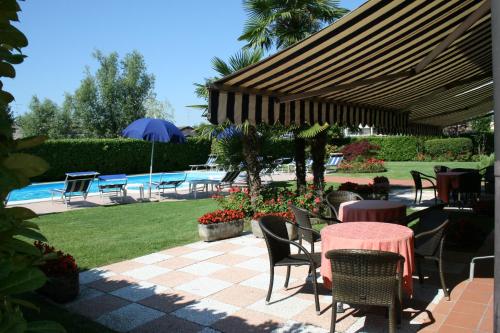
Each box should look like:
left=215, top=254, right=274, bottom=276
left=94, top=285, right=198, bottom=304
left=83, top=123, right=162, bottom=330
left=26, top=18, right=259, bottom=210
left=259, top=215, right=322, bottom=315
left=414, top=209, right=450, bottom=300
left=325, top=191, right=363, bottom=219
left=325, top=249, right=404, bottom=333
left=290, top=204, right=338, bottom=253
left=433, top=165, right=450, bottom=174
left=410, top=171, right=437, bottom=204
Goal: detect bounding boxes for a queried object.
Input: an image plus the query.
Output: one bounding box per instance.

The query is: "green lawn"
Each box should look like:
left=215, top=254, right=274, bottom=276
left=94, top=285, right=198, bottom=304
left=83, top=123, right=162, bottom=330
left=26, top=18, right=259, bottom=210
left=35, top=199, right=218, bottom=269
left=334, top=161, right=478, bottom=180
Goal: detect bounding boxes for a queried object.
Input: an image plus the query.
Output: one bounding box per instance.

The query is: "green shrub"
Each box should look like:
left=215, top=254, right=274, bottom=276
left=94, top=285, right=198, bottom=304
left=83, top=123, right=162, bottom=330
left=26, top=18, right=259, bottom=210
left=23, top=138, right=211, bottom=181
left=356, top=136, right=425, bottom=161
left=424, top=137, right=473, bottom=161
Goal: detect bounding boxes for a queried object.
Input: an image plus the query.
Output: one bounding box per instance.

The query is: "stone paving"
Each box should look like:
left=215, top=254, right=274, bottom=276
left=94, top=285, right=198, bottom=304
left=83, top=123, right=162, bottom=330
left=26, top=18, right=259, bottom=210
left=64, top=233, right=457, bottom=333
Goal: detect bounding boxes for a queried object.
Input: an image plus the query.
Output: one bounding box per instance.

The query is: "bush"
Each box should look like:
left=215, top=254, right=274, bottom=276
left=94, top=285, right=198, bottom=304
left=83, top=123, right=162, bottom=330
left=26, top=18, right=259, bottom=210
left=340, top=140, right=380, bottom=161
left=337, top=158, right=386, bottom=173
left=23, top=138, right=211, bottom=181
left=424, top=138, right=473, bottom=161
left=356, top=136, right=425, bottom=161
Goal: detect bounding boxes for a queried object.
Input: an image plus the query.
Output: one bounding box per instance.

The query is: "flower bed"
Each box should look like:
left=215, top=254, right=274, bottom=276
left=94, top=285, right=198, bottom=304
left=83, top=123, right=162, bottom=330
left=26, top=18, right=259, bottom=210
left=35, top=241, right=79, bottom=303
left=197, top=209, right=245, bottom=241
left=337, top=140, right=386, bottom=173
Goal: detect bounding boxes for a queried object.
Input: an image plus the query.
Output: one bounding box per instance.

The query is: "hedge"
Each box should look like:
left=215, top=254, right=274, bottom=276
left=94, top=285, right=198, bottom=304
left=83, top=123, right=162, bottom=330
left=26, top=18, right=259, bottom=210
left=24, top=138, right=211, bottom=181
left=424, top=137, right=473, bottom=161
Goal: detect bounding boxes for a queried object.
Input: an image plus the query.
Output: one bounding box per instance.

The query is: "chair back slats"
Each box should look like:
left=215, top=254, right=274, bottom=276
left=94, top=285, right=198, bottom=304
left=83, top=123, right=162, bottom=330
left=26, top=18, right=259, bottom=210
left=326, top=191, right=363, bottom=218
left=414, top=210, right=449, bottom=257
left=289, top=205, right=314, bottom=243
left=259, top=216, right=291, bottom=265
left=325, top=249, right=403, bottom=306
left=65, top=178, right=93, bottom=194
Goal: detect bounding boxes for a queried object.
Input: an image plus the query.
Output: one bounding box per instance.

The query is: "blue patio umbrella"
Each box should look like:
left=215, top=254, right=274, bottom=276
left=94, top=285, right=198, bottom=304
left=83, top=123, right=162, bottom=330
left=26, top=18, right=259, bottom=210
left=122, top=118, right=185, bottom=197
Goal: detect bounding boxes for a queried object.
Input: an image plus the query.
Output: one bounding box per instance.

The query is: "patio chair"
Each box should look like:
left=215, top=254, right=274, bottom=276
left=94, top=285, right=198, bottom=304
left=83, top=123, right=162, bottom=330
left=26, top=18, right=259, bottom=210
left=325, top=153, right=344, bottom=173
left=259, top=215, right=322, bottom=315
left=413, top=209, right=450, bottom=300
left=410, top=171, right=437, bottom=204
left=51, top=171, right=99, bottom=207
left=433, top=165, right=450, bottom=174
left=97, top=174, right=128, bottom=200
left=399, top=203, right=446, bottom=226
left=480, top=165, right=494, bottom=194
left=152, top=173, right=187, bottom=197
left=325, top=190, right=363, bottom=219
left=189, top=154, right=219, bottom=171
left=212, top=170, right=241, bottom=190
left=325, top=249, right=404, bottom=333
left=289, top=205, right=339, bottom=254
left=273, top=157, right=293, bottom=173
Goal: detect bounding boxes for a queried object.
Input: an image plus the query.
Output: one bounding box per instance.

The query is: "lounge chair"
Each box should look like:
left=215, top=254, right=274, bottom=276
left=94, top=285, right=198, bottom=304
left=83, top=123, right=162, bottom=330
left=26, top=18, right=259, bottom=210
left=189, top=155, right=219, bottom=171
left=325, top=153, right=343, bottom=172
left=152, top=173, right=187, bottom=197
left=209, top=170, right=241, bottom=190
left=51, top=171, right=99, bottom=207
left=97, top=174, right=128, bottom=200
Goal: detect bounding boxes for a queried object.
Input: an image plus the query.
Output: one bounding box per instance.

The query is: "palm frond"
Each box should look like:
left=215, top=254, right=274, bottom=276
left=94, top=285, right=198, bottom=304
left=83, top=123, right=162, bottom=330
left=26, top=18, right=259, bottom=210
left=297, top=123, right=330, bottom=139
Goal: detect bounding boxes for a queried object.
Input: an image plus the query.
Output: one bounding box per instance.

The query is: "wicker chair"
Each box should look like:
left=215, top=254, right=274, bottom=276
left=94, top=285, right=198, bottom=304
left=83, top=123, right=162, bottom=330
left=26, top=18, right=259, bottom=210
left=289, top=204, right=338, bottom=253
left=259, top=215, right=322, bottom=315
left=413, top=209, right=450, bottom=300
left=399, top=203, right=446, bottom=226
left=433, top=165, right=450, bottom=174
left=325, top=191, right=363, bottom=219
left=325, top=249, right=404, bottom=333
left=410, top=171, right=437, bottom=204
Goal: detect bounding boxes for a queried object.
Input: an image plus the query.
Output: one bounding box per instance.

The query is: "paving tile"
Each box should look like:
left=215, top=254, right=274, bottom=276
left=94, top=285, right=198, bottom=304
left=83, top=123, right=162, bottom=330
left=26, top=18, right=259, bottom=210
left=64, top=286, right=104, bottom=306
left=452, top=299, right=486, bottom=316
left=211, top=285, right=266, bottom=308
left=207, top=253, right=249, bottom=266
left=101, top=260, right=145, bottom=273
left=133, top=253, right=173, bottom=264
left=181, top=250, right=224, bottom=261
left=272, top=320, right=328, bottom=333
left=179, top=261, right=228, bottom=276
left=147, top=270, right=197, bottom=288
left=290, top=304, right=332, bottom=330
left=139, top=290, right=199, bottom=313
left=186, top=241, right=218, bottom=249
left=172, top=298, right=240, bottom=326
left=67, top=294, right=130, bottom=319
left=230, top=246, right=268, bottom=257
left=156, top=256, right=197, bottom=270
left=479, top=314, right=493, bottom=332
left=235, top=258, right=270, bottom=272
left=431, top=299, right=455, bottom=315
left=87, top=274, right=138, bottom=292
left=459, top=289, right=492, bottom=304
left=438, top=325, right=475, bottom=333
left=240, top=273, right=295, bottom=292
left=123, top=265, right=170, bottom=280
left=110, top=281, right=169, bottom=302
left=130, top=313, right=202, bottom=333
left=209, top=266, right=260, bottom=284
left=199, top=328, right=222, bottom=333
left=208, top=242, right=244, bottom=253
left=97, top=303, right=165, bottom=332
left=212, top=308, right=283, bottom=333
left=80, top=268, right=116, bottom=284
left=175, top=277, right=232, bottom=297
left=227, top=236, right=262, bottom=246
left=248, top=292, right=313, bottom=319
left=443, top=310, right=483, bottom=329
left=159, top=246, right=196, bottom=256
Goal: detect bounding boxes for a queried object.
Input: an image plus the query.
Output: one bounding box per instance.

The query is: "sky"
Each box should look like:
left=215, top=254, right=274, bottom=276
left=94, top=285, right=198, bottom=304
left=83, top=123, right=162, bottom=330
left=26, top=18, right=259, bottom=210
left=7, top=0, right=366, bottom=127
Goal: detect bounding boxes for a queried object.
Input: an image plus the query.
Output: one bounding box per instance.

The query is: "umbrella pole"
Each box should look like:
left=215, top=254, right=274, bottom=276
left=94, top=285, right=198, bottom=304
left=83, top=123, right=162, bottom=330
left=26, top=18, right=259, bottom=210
left=149, top=141, right=154, bottom=198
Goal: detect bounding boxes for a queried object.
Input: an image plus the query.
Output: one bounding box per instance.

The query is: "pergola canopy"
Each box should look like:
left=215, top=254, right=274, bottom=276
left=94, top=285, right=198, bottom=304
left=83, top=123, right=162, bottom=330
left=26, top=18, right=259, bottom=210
left=208, top=0, right=492, bottom=135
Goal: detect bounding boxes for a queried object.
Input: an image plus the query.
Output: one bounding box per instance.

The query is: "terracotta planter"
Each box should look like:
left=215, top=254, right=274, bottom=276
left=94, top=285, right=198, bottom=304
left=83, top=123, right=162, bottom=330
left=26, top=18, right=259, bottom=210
left=198, top=219, right=244, bottom=242
left=37, top=270, right=79, bottom=303
left=251, top=219, right=298, bottom=240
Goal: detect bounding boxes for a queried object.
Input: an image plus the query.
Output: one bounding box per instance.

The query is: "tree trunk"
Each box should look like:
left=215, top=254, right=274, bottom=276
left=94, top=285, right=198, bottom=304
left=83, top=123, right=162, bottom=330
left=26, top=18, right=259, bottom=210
left=242, top=125, right=261, bottom=205
left=294, top=135, right=307, bottom=195
left=311, top=132, right=327, bottom=193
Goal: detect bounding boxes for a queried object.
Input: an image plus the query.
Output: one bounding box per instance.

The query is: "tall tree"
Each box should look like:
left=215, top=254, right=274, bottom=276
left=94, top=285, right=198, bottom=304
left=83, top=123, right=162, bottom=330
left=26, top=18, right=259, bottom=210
left=239, top=0, right=347, bottom=51
left=17, top=96, right=58, bottom=137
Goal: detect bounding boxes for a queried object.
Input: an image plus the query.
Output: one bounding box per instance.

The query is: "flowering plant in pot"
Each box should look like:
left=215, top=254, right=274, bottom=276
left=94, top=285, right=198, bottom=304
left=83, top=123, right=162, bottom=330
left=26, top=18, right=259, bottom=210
left=198, top=209, right=245, bottom=241
left=213, top=187, right=255, bottom=218
left=34, top=241, right=79, bottom=303
left=251, top=194, right=298, bottom=240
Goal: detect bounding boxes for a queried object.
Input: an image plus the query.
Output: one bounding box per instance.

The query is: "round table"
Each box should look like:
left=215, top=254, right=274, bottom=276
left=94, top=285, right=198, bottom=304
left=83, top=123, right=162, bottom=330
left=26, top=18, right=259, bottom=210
left=436, top=171, right=481, bottom=204
left=338, top=200, right=406, bottom=223
left=320, top=222, right=414, bottom=296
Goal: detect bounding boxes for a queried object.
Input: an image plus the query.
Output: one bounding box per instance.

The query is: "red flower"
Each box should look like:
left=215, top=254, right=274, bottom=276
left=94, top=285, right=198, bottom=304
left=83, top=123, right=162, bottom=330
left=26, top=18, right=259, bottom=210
left=34, top=241, right=78, bottom=276
left=198, top=209, right=245, bottom=225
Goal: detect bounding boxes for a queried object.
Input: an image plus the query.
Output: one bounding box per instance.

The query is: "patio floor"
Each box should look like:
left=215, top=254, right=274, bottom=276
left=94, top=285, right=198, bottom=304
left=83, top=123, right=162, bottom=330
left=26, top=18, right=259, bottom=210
left=61, top=232, right=490, bottom=333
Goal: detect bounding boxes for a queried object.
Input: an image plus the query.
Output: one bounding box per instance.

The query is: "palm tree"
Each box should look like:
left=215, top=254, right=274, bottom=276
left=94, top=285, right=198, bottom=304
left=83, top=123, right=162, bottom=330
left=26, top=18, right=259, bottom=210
left=238, top=0, right=348, bottom=51
left=188, top=49, right=264, bottom=204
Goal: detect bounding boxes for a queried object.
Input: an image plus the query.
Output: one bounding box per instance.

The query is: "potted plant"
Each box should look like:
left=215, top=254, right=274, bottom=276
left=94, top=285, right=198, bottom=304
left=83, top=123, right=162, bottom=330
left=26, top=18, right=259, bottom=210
left=198, top=209, right=245, bottom=241
left=35, top=241, right=79, bottom=303
left=373, top=176, right=390, bottom=200
left=251, top=211, right=297, bottom=240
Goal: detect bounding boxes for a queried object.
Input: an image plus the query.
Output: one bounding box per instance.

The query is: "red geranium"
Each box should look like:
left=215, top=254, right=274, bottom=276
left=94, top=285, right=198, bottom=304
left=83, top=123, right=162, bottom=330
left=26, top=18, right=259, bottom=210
left=198, top=209, right=245, bottom=225
left=34, top=241, right=78, bottom=276
left=253, top=211, right=295, bottom=221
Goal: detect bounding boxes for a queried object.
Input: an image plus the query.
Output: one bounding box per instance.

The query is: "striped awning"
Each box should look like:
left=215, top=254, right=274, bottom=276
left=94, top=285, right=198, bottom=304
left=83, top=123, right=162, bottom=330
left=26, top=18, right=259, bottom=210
left=208, top=0, right=492, bottom=134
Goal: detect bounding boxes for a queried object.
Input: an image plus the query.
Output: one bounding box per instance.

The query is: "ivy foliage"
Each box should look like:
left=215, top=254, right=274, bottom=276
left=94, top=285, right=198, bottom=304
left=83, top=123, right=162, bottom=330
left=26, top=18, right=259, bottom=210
left=0, top=2, right=65, bottom=332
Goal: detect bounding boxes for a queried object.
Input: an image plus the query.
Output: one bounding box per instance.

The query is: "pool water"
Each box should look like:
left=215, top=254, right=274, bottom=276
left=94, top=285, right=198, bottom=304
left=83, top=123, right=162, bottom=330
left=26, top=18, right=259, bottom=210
left=7, top=171, right=225, bottom=203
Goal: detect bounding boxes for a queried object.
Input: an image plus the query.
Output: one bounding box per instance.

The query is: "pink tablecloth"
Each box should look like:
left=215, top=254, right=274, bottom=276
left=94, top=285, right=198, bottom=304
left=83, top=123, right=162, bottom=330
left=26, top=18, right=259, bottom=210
left=320, top=222, right=414, bottom=296
left=339, top=200, right=406, bottom=223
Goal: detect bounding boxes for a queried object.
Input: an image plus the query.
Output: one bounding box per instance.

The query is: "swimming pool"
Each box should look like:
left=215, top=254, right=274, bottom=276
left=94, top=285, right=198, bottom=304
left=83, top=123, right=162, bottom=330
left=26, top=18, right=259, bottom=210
left=6, top=171, right=225, bottom=203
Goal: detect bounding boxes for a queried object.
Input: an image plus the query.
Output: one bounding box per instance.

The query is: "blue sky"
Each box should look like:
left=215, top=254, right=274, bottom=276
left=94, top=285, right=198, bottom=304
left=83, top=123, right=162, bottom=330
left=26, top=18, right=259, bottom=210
left=7, top=0, right=365, bottom=126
